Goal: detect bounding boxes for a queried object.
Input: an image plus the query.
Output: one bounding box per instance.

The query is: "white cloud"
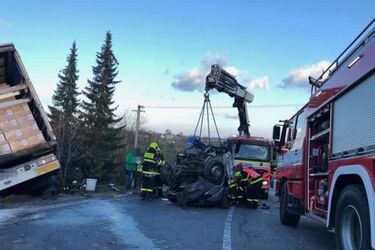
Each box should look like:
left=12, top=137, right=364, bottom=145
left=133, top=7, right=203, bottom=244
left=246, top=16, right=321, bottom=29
left=247, top=76, right=269, bottom=92
left=171, top=67, right=206, bottom=92
left=281, top=60, right=330, bottom=88
left=171, top=53, right=228, bottom=92
left=171, top=53, right=268, bottom=93
left=223, top=66, right=238, bottom=76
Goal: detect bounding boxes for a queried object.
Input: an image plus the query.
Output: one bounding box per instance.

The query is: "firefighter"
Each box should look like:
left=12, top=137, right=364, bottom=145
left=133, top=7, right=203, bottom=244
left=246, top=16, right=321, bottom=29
left=228, top=165, right=244, bottom=204
left=141, top=142, right=162, bottom=200
left=229, top=163, right=263, bottom=209
left=243, top=166, right=263, bottom=209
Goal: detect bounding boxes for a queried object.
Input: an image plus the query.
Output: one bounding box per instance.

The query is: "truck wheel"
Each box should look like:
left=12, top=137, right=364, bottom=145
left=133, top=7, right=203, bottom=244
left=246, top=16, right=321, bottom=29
left=280, top=181, right=300, bottom=226
left=203, top=160, right=225, bottom=184
left=335, top=185, right=371, bottom=250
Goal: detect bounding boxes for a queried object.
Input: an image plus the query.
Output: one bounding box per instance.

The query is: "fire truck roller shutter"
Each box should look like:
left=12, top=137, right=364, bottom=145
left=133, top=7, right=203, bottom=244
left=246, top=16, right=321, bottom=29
left=332, top=73, right=375, bottom=156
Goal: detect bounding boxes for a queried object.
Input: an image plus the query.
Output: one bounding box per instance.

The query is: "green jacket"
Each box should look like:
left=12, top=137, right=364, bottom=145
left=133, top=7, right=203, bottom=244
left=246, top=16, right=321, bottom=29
left=125, top=151, right=137, bottom=171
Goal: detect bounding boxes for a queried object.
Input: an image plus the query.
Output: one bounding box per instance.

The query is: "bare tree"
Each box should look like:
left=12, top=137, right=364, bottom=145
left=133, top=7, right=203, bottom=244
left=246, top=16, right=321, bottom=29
left=53, top=113, right=82, bottom=187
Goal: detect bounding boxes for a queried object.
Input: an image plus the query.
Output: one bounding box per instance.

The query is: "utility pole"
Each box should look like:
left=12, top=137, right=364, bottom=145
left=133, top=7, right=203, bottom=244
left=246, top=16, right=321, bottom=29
left=133, top=105, right=145, bottom=149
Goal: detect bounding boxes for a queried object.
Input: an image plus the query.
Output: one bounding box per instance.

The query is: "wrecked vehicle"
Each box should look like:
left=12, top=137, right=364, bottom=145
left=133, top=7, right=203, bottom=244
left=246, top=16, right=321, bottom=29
left=161, top=137, right=232, bottom=207
left=160, top=64, right=256, bottom=207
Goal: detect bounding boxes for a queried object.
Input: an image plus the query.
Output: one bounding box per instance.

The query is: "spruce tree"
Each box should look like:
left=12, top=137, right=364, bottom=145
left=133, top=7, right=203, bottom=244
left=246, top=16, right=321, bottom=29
left=48, top=41, right=81, bottom=185
left=81, top=31, right=124, bottom=181
left=49, top=41, right=79, bottom=118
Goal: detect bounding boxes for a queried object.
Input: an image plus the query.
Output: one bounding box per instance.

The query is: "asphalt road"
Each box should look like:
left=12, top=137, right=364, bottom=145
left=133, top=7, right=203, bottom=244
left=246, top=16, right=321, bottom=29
left=0, top=191, right=335, bottom=250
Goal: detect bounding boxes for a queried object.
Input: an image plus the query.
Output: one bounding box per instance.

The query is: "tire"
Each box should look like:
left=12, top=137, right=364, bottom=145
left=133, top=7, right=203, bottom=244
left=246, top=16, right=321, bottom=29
left=280, top=181, right=300, bottom=227
left=335, top=185, right=371, bottom=250
left=203, top=160, right=225, bottom=184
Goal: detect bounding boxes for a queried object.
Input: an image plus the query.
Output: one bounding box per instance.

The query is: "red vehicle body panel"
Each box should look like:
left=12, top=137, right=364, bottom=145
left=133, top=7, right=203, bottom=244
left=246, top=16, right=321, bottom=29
left=276, top=26, right=375, bottom=203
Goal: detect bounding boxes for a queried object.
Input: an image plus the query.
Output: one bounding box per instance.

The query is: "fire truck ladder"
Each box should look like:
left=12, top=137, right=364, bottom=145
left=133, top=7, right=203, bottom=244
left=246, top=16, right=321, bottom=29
left=309, top=18, right=375, bottom=94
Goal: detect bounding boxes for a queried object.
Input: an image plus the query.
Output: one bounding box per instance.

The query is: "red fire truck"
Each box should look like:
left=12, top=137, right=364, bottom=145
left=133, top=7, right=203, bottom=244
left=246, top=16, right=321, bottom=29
left=273, top=18, right=375, bottom=249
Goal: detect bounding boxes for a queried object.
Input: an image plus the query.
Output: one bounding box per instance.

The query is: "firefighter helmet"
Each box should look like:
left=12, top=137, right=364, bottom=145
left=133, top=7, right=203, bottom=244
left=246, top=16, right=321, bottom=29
left=149, top=142, right=160, bottom=152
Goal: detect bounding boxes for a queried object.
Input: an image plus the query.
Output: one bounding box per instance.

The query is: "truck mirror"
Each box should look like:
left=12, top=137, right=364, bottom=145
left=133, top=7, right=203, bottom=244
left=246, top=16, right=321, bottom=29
left=272, top=125, right=281, bottom=140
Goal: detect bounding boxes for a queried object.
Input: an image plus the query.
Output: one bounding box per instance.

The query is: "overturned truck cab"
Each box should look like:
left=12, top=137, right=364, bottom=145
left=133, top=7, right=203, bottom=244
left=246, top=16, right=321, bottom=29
left=160, top=139, right=231, bottom=208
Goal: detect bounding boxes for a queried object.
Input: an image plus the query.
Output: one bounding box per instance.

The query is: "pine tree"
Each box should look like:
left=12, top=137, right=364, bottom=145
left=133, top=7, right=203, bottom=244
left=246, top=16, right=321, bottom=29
left=48, top=41, right=81, bottom=185
left=49, top=41, right=79, bottom=118
left=81, top=31, right=124, bottom=181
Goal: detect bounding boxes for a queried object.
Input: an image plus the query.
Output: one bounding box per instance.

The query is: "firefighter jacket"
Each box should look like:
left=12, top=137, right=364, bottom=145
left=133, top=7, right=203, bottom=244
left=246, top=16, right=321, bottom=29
left=142, top=148, right=165, bottom=175
left=243, top=168, right=263, bottom=185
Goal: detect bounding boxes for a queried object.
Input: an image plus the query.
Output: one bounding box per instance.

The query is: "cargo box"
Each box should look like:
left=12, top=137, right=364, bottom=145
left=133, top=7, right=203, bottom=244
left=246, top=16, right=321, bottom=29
left=0, top=44, right=57, bottom=170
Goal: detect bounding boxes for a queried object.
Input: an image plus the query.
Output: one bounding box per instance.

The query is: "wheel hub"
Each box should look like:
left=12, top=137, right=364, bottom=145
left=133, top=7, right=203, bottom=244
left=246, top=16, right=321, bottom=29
left=211, top=165, right=223, bottom=178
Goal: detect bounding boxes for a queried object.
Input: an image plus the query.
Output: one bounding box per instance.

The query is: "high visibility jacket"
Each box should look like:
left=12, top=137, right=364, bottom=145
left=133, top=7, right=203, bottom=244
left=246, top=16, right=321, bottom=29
left=142, top=148, right=160, bottom=176
left=143, top=151, right=156, bottom=164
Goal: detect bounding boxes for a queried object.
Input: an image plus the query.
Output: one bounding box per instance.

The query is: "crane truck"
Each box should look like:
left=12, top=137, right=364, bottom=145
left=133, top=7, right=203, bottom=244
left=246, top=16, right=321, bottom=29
left=0, top=43, right=60, bottom=195
left=273, top=18, right=375, bottom=249
left=206, top=64, right=275, bottom=199
left=161, top=65, right=275, bottom=206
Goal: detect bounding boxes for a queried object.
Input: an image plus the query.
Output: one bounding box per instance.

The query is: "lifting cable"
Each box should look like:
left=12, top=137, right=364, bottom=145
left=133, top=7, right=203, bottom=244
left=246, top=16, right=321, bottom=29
left=193, top=92, right=222, bottom=145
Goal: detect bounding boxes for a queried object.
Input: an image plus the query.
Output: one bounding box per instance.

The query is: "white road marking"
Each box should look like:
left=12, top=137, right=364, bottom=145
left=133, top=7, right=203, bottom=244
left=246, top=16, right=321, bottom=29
left=223, top=206, right=235, bottom=250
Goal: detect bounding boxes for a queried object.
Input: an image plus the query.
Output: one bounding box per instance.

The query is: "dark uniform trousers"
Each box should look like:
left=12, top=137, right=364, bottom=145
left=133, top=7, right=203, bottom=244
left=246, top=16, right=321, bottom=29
left=141, top=151, right=160, bottom=199
left=228, top=170, right=263, bottom=209
left=246, top=176, right=263, bottom=208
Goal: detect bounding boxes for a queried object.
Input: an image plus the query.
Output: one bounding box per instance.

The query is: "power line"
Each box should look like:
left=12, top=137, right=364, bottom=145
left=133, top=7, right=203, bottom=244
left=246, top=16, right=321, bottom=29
left=143, top=104, right=303, bottom=109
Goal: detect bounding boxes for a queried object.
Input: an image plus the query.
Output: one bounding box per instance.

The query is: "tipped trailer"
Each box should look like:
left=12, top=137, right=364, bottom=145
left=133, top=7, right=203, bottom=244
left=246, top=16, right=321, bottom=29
left=273, top=19, right=375, bottom=249
left=0, top=43, right=60, bottom=195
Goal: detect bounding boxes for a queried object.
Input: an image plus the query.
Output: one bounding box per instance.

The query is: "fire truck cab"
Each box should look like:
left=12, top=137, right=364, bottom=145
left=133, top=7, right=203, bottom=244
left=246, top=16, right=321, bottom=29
left=227, top=136, right=275, bottom=199
left=273, top=19, right=375, bottom=249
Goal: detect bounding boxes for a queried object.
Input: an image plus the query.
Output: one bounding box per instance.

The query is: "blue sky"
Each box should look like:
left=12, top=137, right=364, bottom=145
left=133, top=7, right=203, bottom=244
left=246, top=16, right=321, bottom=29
left=0, top=1, right=374, bottom=137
